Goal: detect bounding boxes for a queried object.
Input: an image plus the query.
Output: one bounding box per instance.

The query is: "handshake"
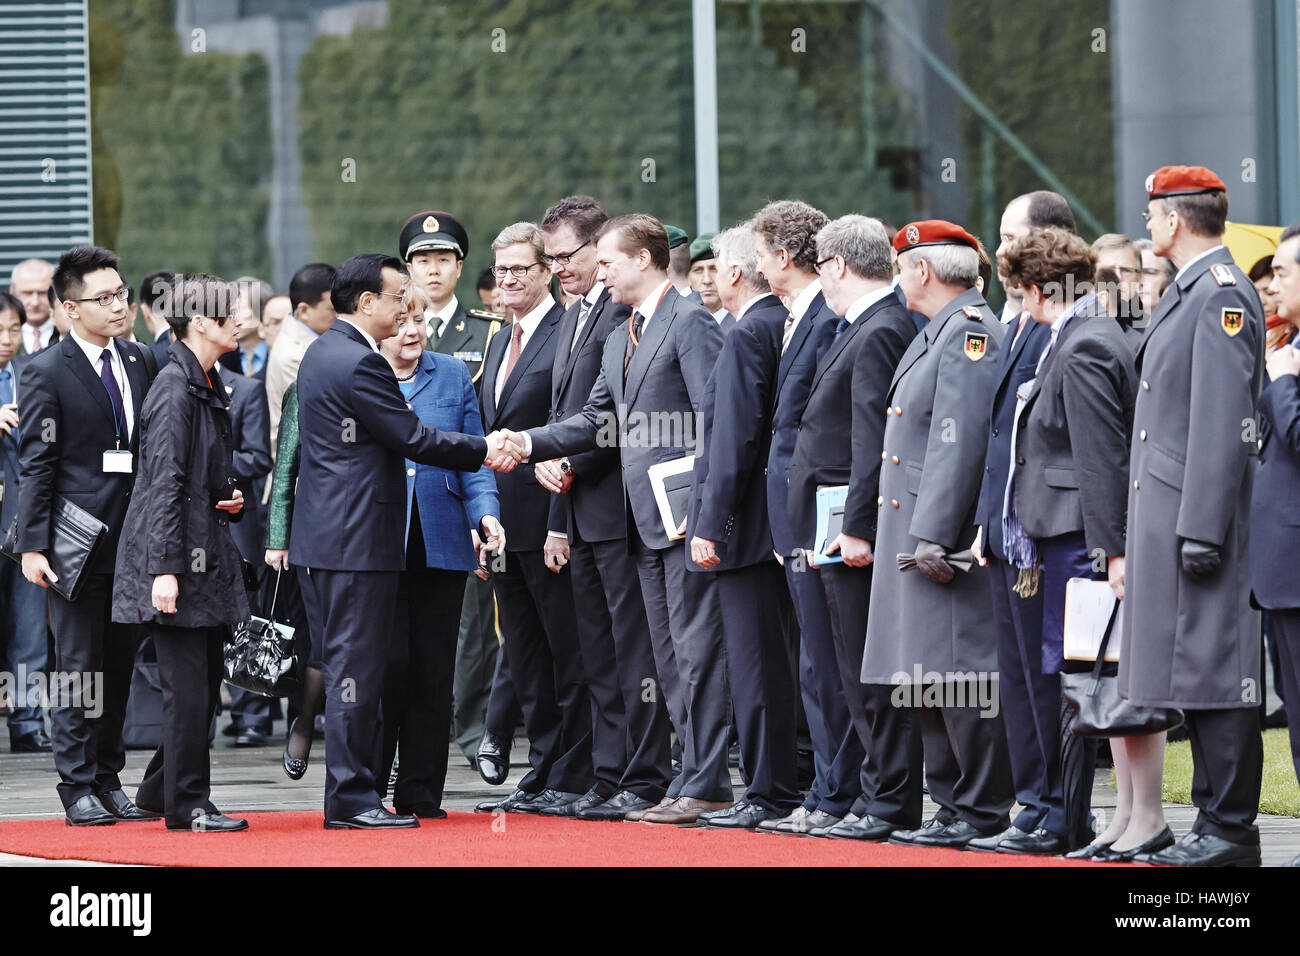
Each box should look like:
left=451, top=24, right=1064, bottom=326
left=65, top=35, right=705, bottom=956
left=483, top=429, right=529, bottom=473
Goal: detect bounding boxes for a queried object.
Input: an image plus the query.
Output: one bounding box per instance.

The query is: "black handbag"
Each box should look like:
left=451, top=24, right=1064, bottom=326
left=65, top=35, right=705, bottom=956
left=222, top=570, right=300, bottom=698
left=1, top=497, right=107, bottom=602
left=1061, top=598, right=1185, bottom=737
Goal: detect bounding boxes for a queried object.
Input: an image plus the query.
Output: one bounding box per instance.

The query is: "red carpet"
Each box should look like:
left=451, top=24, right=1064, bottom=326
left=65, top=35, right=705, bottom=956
left=0, top=811, right=1096, bottom=866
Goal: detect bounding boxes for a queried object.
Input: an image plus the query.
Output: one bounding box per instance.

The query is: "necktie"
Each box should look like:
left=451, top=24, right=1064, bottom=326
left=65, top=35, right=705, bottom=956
left=0, top=368, right=11, bottom=407
left=501, top=321, right=524, bottom=384
left=243, top=351, right=254, bottom=376
left=833, top=316, right=849, bottom=341
left=1010, top=312, right=1030, bottom=350
left=780, top=312, right=797, bottom=354
left=99, top=348, right=127, bottom=444
left=623, top=310, right=645, bottom=380
left=571, top=299, right=592, bottom=353
left=429, top=316, right=442, bottom=348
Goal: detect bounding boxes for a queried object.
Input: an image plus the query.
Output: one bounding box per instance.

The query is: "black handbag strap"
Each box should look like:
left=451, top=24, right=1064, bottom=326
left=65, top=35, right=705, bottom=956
left=1090, top=597, right=1122, bottom=683
left=265, top=569, right=282, bottom=620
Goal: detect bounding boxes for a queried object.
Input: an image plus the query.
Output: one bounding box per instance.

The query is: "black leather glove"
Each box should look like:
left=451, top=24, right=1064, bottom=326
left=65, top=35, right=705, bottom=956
left=1180, top=537, right=1221, bottom=581
left=914, top=539, right=955, bottom=584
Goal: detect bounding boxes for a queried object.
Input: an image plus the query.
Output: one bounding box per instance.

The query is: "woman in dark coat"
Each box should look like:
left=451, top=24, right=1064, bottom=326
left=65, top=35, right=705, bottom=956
left=112, top=273, right=250, bottom=832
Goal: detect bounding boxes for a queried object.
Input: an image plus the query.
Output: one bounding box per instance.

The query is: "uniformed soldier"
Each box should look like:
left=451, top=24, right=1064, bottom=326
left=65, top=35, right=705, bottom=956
left=398, top=209, right=505, bottom=768
left=1119, top=166, right=1266, bottom=867
left=398, top=210, right=501, bottom=383
left=858, top=220, right=1013, bottom=848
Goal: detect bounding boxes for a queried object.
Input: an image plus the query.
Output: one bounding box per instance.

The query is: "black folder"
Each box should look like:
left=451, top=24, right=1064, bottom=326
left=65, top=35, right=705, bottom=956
left=2, top=496, right=108, bottom=602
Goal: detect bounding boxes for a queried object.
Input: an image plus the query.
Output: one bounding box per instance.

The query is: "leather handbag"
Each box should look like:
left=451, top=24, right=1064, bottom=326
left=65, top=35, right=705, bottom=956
left=222, top=570, right=300, bottom=698
left=1, top=497, right=108, bottom=603
left=1061, top=598, right=1185, bottom=737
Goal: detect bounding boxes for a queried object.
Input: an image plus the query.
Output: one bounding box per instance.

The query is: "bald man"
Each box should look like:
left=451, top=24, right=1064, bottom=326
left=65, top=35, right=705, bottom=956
left=9, top=259, right=55, bottom=356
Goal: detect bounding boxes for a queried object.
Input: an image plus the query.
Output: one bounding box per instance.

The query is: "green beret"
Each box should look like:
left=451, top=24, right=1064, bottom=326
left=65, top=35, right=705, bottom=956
left=664, top=224, right=689, bottom=249
left=689, top=233, right=716, bottom=263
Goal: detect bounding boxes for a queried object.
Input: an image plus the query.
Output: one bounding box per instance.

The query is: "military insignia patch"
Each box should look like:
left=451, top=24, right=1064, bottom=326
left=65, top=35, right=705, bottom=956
left=905, top=224, right=920, bottom=245
left=422, top=215, right=439, bottom=233
left=1144, top=173, right=1155, bottom=194
left=455, top=319, right=465, bottom=332
left=1210, top=263, right=1237, bottom=286
left=961, top=305, right=983, bottom=321
left=1221, top=307, right=1244, bottom=336
left=964, top=331, right=988, bottom=361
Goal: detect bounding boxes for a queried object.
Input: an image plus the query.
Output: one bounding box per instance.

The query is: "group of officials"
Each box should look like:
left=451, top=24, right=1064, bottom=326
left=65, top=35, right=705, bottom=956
left=5, top=162, right=1300, bottom=864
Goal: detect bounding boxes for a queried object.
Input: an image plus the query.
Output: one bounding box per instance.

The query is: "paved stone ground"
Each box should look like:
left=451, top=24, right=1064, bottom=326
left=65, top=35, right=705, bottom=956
left=0, top=717, right=1297, bottom=866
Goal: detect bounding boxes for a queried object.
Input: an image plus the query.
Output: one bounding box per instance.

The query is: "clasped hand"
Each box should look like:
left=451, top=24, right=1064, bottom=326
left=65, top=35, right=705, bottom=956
left=484, top=429, right=527, bottom=473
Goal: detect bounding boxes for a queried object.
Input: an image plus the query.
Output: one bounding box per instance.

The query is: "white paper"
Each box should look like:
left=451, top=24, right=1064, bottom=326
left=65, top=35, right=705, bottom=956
left=1062, top=577, right=1122, bottom=662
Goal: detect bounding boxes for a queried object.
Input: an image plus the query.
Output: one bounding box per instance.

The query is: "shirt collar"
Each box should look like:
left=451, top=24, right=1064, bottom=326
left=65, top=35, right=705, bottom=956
left=511, top=294, right=556, bottom=335
left=68, top=326, right=118, bottom=368
left=635, top=280, right=673, bottom=321
left=844, top=285, right=897, bottom=324
left=426, top=295, right=460, bottom=336
left=789, top=278, right=822, bottom=321
left=336, top=316, right=379, bottom=352
left=734, top=292, right=768, bottom=321
left=1175, top=244, right=1226, bottom=283
left=584, top=282, right=605, bottom=306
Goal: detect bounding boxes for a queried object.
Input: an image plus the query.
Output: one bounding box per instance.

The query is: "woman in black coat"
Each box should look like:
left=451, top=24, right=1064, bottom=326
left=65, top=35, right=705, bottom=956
left=112, top=274, right=250, bottom=832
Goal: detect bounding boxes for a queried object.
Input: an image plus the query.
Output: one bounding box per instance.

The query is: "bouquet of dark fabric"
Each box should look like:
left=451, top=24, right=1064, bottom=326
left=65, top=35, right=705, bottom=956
left=223, top=570, right=299, bottom=697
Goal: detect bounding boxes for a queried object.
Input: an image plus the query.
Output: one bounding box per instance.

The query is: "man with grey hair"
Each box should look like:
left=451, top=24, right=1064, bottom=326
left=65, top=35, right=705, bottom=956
left=787, top=215, right=919, bottom=839
left=862, top=220, right=1013, bottom=850
left=686, top=223, right=799, bottom=829
left=10, top=258, right=55, bottom=356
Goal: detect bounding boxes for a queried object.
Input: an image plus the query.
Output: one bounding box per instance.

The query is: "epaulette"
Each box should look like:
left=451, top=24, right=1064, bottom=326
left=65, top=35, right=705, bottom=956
left=961, top=304, right=984, bottom=322
left=468, top=309, right=503, bottom=322
left=1210, top=263, right=1237, bottom=287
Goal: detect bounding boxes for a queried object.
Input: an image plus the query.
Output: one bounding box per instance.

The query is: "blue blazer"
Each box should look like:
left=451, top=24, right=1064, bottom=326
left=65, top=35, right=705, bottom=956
left=403, top=350, right=500, bottom=572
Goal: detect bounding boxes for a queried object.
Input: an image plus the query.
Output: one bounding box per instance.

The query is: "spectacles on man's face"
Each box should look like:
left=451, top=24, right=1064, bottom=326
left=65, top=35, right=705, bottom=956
left=546, top=239, right=590, bottom=268
left=68, top=286, right=130, bottom=309
left=493, top=263, right=544, bottom=280
left=815, top=256, right=838, bottom=272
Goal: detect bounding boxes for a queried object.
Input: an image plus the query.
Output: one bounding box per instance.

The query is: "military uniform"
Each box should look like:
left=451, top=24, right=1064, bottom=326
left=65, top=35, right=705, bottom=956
left=1120, top=166, right=1265, bottom=863
left=426, top=301, right=501, bottom=387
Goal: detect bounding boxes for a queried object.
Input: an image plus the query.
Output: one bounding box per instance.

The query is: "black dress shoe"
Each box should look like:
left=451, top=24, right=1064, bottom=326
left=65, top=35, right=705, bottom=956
left=475, top=789, right=538, bottom=813
left=827, top=813, right=900, bottom=842
left=994, top=827, right=1066, bottom=856
left=222, top=722, right=240, bottom=738
left=1065, top=840, right=1115, bottom=860
left=65, top=794, right=116, bottom=827
left=576, top=789, right=655, bottom=821
left=700, top=800, right=781, bottom=830
left=1139, top=831, right=1259, bottom=867
left=282, top=718, right=309, bottom=780
left=967, top=825, right=1027, bottom=853
left=886, top=817, right=949, bottom=846
left=475, top=731, right=511, bottom=786
left=1097, top=825, right=1175, bottom=863
left=97, top=789, right=160, bottom=822
left=10, top=729, right=52, bottom=753
left=514, top=788, right=582, bottom=814
left=539, top=788, right=606, bottom=817
left=168, top=812, right=249, bottom=832
left=324, top=807, right=418, bottom=829
left=234, top=727, right=268, bottom=748
left=395, top=802, right=447, bottom=820
left=891, top=819, right=991, bottom=849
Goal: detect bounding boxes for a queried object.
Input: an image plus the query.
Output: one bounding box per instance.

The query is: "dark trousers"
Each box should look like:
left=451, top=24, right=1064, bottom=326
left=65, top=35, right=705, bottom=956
left=915, top=687, right=1014, bottom=833
left=301, top=567, right=397, bottom=820
left=569, top=532, right=671, bottom=801
left=861, top=683, right=924, bottom=828
left=1185, top=705, right=1264, bottom=845
left=484, top=651, right=522, bottom=740
left=1274, top=608, right=1300, bottom=787
left=817, top=561, right=877, bottom=816
left=986, top=553, right=1068, bottom=836
left=491, top=549, right=592, bottom=794
left=717, top=560, right=800, bottom=812
left=631, top=532, right=731, bottom=802
left=135, top=623, right=224, bottom=827
left=379, top=565, right=465, bottom=812
left=1, top=557, right=49, bottom=738
left=452, top=573, right=500, bottom=758
left=47, top=574, right=140, bottom=809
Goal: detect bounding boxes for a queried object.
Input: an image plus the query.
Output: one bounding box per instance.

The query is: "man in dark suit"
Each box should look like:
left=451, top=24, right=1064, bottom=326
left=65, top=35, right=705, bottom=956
left=217, top=278, right=271, bottom=379
left=531, top=196, right=671, bottom=821
left=510, top=214, right=729, bottom=825
left=686, top=224, right=798, bottom=829
left=787, top=216, right=918, bottom=840
left=471, top=223, right=592, bottom=815
left=1254, top=225, right=1300, bottom=868
left=16, top=245, right=159, bottom=826
left=750, top=201, right=842, bottom=831
left=0, top=293, right=50, bottom=752
left=289, top=253, right=518, bottom=829
left=137, top=271, right=178, bottom=369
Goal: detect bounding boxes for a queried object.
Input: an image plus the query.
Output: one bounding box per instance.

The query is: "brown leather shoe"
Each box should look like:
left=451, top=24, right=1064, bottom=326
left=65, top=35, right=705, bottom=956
left=626, top=796, right=676, bottom=822
left=641, top=797, right=731, bottom=826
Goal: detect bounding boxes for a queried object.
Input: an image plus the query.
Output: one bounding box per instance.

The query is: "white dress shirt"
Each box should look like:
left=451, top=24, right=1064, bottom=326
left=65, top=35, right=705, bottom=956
left=633, top=280, right=674, bottom=336
left=571, top=282, right=604, bottom=351
left=1174, top=244, right=1226, bottom=282
left=734, top=292, right=768, bottom=322
left=843, top=284, right=898, bottom=325
left=336, top=316, right=379, bottom=352
left=68, top=326, right=135, bottom=443
left=22, top=319, right=54, bottom=355
left=495, top=295, right=554, bottom=405
left=425, top=295, right=460, bottom=343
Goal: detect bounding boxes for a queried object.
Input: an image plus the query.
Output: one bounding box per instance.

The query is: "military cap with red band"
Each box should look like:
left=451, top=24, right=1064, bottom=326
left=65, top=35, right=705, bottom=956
left=1144, top=165, right=1226, bottom=200
left=893, top=219, right=980, bottom=255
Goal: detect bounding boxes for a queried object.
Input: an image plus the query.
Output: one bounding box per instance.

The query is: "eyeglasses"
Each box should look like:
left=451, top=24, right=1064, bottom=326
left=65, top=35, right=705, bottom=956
left=815, top=256, right=838, bottom=271
left=546, top=239, right=590, bottom=267
left=493, top=263, right=544, bottom=279
left=68, top=286, right=130, bottom=308
left=376, top=291, right=404, bottom=300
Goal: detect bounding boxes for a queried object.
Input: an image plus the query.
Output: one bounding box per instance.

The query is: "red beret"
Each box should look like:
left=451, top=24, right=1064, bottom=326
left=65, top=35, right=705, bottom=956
left=1145, top=165, right=1226, bottom=200
left=893, top=219, right=980, bottom=254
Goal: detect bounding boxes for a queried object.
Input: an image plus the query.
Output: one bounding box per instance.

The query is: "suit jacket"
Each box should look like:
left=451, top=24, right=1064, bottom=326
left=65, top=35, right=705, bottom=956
left=767, top=288, right=838, bottom=555
left=0, top=355, right=29, bottom=533
left=16, top=334, right=157, bottom=576
left=479, top=300, right=565, bottom=552
left=403, top=350, right=500, bottom=571
left=861, top=288, right=1006, bottom=684
left=265, top=317, right=318, bottom=456
left=428, top=300, right=502, bottom=388
left=974, top=312, right=1052, bottom=560
left=223, top=369, right=272, bottom=562
left=288, top=319, right=488, bottom=572
left=1013, top=298, right=1136, bottom=557
left=687, top=294, right=785, bottom=571
left=150, top=328, right=173, bottom=369
left=787, top=291, right=918, bottom=550
left=546, top=288, right=630, bottom=543
left=1120, top=246, right=1264, bottom=708
left=527, top=284, right=723, bottom=551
